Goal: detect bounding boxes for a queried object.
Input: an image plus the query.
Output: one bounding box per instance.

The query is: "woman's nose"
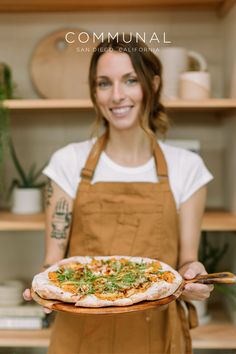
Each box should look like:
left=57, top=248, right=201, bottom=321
left=111, top=83, right=125, bottom=103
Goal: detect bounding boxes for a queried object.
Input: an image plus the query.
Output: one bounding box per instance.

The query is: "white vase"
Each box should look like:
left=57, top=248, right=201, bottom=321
left=11, top=188, right=43, bottom=214
left=158, top=47, right=208, bottom=99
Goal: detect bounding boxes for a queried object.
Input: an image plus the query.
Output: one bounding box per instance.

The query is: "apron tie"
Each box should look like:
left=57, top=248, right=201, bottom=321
left=177, top=300, right=198, bottom=354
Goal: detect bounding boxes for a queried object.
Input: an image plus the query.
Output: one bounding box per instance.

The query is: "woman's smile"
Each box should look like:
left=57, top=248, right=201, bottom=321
left=109, top=105, right=134, bottom=118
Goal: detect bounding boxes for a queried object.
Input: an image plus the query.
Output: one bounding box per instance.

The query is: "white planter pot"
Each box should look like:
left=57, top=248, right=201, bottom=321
left=0, top=280, right=24, bottom=306
left=11, top=188, right=43, bottom=214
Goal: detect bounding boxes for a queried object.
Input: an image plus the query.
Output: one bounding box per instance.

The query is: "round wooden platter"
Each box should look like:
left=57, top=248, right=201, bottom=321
left=31, top=284, right=185, bottom=315
left=30, top=28, right=100, bottom=99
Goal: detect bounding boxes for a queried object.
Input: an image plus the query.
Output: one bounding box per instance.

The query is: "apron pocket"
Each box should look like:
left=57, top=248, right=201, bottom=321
left=109, top=214, right=140, bottom=255
left=81, top=211, right=118, bottom=255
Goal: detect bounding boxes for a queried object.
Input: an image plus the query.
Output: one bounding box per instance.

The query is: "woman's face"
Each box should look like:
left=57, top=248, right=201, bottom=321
left=95, top=51, right=143, bottom=131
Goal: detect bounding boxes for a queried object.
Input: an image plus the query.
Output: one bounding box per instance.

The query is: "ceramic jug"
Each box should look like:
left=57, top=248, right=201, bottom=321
left=158, top=47, right=208, bottom=99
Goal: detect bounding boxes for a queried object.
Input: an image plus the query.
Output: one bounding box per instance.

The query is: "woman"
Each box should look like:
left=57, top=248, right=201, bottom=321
left=24, top=34, right=213, bottom=353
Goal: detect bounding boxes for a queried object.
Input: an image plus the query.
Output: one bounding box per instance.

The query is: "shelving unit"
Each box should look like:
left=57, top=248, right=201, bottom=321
left=3, top=98, right=236, bottom=112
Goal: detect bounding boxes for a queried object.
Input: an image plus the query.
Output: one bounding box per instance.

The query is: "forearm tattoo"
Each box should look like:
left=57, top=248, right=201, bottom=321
left=45, top=178, right=53, bottom=207
left=51, top=198, right=72, bottom=239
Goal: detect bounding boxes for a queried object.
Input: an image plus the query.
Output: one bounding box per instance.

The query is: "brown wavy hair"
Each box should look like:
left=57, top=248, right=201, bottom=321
left=89, top=34, right=169, bottom=137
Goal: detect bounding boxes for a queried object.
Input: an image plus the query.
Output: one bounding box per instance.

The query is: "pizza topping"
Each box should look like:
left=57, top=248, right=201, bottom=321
left=47, top=258, right=176, bottom=300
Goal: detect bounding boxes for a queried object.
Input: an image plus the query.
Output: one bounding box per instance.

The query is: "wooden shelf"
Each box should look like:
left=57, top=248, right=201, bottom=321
left=0, top=0, right=234, bottom=17
left=201, top=211, right=236, bottom=231
left=0, top=308, right=236, bottom=349
left=0, top=212, right=44, bottom=231
left=0, top=211, right=236, bottom=232
left=165, top=98, right=236, bottom=112
left=192, top=322, right=236, bottom=349
left=3, top=98, right=236, bottom=112
left=4, top=99, right=93, bottom=110
left=0, top=328, right=50, bottom=348
left=191, top=303, right=236, bottom=349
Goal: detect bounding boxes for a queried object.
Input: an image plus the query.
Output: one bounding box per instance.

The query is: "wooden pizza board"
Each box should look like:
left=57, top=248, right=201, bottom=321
left=31, top=283, right=185, bottom=315
left=30, top=28, right=99, bottom=99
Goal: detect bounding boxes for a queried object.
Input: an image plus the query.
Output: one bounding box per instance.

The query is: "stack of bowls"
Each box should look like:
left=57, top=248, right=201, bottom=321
left=0, top=280, right=24, bottom=306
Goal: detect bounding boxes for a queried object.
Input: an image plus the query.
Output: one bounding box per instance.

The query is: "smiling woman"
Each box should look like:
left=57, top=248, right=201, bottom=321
left=24, top=33, right=213, bottom=354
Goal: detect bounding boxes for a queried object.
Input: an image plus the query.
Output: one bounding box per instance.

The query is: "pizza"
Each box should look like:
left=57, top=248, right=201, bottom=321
left=32, top=256, right=182, bottom=307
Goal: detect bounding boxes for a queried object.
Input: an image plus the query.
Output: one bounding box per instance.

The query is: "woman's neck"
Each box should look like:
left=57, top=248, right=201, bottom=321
left=104, top=127, right=153, bottom=167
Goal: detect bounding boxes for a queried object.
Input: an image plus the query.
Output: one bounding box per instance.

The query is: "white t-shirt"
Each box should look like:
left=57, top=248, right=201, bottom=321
left=43, top=138, right=213, bottom=210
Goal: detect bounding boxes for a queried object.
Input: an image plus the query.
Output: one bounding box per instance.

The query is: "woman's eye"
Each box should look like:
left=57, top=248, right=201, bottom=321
left=126, top=78, right=138, bottom=85
left=97, top=81, right=110, bottom=88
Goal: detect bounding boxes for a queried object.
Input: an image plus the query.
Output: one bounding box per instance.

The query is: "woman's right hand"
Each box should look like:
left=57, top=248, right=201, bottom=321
left=23, top=288, right=52, bottom=314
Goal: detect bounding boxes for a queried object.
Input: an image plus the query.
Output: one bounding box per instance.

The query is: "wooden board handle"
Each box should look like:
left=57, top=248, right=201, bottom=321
left=185, top=272, right=236, bottom=285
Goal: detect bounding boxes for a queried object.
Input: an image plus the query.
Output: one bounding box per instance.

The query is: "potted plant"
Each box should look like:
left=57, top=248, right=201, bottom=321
left=9, top=139, right=47, bottom=214
left=194, top=231, right=236, bottom=324
left=0, top=63, right=14, bottom=195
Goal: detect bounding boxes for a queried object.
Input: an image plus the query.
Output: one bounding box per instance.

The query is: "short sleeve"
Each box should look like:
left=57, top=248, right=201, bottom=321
left=179, top=151, right=213, bottom=205
left=43, top=144, right=78, bottom=199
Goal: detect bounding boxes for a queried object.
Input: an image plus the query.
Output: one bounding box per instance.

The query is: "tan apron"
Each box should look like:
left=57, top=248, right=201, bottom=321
left=48, top=132, right=198, bottom=354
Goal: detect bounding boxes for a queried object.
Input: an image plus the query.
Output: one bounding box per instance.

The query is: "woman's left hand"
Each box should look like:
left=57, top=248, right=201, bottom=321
left=179, top=261, right=214, bottom=301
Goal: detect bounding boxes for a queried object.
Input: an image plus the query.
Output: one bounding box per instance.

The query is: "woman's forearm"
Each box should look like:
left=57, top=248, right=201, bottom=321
left=178, top=186, right=207, bottom=269
left=43, top=178, right=74, bottom=268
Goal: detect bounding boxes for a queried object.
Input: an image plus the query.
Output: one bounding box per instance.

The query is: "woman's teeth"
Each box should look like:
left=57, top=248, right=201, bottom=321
left=110, top=106, right=132, bottom=116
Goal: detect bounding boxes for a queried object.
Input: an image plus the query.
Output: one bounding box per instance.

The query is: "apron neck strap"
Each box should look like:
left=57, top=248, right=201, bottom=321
left=81, top=130, right=108, bottom=180
left=81, top=130, right=168, bottom=181
left=152, top=137, right=168, bottom=178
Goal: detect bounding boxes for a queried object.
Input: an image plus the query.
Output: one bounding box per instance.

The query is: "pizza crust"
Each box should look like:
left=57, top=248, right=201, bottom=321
left=32, top=256, right=182, bottom=307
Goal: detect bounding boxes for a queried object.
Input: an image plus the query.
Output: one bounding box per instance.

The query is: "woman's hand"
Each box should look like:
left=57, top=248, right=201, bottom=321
left=23, top=288, right=52, bottom=314
left=179, top=261, right=214, bottom=301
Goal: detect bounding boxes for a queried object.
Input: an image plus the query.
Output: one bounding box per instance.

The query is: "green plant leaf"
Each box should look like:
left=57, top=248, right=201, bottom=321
left=27, top=163, right=37, bottom=185
left=8, top=139, right=48, bottom=189
left=0, top=103, right=10, bottom=193
left=30, top=161, right=48, bottom=184
left=199, top=232, right=229, bottom=274
left=214, top=284, right=236, bottom=308
left=9, top=139, right=28, bottom=186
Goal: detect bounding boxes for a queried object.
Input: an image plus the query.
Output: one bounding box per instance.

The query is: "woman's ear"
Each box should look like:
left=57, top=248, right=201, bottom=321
left=153, top=75, right=160, bottom=92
